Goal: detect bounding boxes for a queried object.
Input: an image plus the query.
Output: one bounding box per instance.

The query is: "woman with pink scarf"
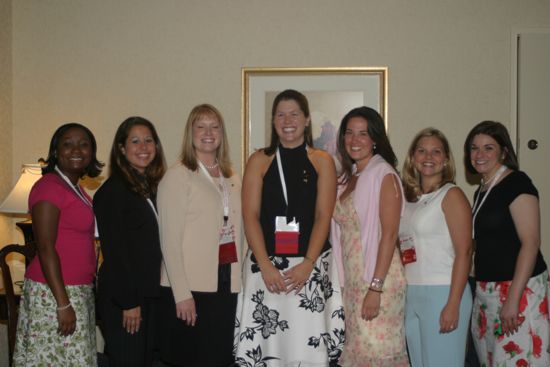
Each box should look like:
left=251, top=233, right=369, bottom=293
left=331, top=107, right=409, bottom=366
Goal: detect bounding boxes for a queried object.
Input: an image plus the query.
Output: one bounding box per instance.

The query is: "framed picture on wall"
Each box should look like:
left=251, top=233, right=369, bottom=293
left=241, top=67, right=388, bottom=167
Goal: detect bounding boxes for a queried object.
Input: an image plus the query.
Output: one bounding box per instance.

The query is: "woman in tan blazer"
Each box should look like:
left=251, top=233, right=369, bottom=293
left=157, top=104, right=243, bottom=367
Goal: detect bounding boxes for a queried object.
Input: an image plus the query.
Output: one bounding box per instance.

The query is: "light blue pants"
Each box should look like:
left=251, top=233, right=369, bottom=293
left=405, top=285, right=472, bottom=367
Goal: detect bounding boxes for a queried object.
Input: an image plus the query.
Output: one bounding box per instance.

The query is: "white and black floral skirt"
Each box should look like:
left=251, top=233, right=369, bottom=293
left=234, top=249, right=345, bottom=367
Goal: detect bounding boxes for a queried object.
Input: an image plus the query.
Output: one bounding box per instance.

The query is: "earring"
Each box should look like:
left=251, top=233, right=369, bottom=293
left=373, top=143, right=377, bottom=151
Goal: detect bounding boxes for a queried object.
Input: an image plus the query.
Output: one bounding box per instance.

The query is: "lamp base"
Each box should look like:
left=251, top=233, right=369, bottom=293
left=15, top=220, right=34, bottom=247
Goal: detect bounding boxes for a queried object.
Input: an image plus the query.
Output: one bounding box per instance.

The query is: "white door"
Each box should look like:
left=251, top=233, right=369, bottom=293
left=516, top=31, right=550, bottom=261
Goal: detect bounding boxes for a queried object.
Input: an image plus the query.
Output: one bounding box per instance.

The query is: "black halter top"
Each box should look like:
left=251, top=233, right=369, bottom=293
left=259, top=142, right=330, bottom=257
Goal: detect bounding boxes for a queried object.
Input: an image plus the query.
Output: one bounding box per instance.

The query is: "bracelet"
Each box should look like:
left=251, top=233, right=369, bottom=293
left=369, top=277, right=384, bottom=292
left=368, top=287, right=383, bottom=293
left=303, top=256, right=316, bottom=266
left=56, top=302, right=72, bottom=311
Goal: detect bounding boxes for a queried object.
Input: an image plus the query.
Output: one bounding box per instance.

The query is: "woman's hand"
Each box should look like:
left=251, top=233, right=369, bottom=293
left=122, top=306, right=141, bottom=334
left=176, top=297, right=197, bottom=326
left=283, top=260, right=314, bottom=294
left=500, top=297, right=522, bottom=336
left=361, top=291, right=381, bottom=321
left=260, top=261, right=286, bottom=294
left=57, top=305, right=77, bottom=336
left=439, top=302, right=459, bottom=333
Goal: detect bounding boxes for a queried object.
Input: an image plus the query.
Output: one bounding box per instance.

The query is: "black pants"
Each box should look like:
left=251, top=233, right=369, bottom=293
left=159, top=265, right=237, bottom=367
left=98, top=294, right=161, bottom=367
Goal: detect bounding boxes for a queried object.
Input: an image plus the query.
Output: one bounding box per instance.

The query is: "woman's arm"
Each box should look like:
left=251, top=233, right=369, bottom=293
left=242, top=151, right=286, bottom=294
left=500, top=193, right=541, bottom=336
left=158, top=168, right=196, bottom=326
left=32, top=201, right=76, bottom=336
left=440, top=187, right=472, bottom=333
left=362, top=173, right=402, bottom=320
left=283, top=150, right=336, bottom=293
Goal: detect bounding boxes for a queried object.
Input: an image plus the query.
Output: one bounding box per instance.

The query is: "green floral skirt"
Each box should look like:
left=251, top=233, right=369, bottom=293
left=13, top=279, right=97, bottom=366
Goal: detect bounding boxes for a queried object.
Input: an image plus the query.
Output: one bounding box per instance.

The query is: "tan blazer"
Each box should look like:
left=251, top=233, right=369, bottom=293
left=158, top=163, right=243, bottom=303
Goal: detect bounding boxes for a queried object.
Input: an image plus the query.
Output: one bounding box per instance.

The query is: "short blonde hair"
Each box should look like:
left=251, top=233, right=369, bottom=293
left=180, top=104, right=232, bottom=178
left=402, top=127, right=455, bottom=202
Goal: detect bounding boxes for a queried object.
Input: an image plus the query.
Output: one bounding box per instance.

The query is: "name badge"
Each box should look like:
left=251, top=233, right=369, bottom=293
left=219, top=224, right=238, bottom=265
left=275, top=216, right=300, bottom=255
left=398, top=234, right=417, bottom=265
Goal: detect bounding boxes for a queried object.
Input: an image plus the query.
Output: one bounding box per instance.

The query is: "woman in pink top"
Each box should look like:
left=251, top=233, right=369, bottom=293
left=331, top=107, right=409, bottom=366
left=13, top=123, right=104, bottom=366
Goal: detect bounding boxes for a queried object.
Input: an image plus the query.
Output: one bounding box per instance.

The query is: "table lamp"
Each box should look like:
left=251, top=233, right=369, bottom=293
left=0, top=164, right=43, bottom=246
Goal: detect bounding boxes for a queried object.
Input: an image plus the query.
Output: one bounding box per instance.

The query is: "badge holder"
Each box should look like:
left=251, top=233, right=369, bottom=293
left=274, top=216, right=300, bottom=255
left=219, top=223, right=238, bottom=264
left=398, top=234, right=417, bottom=265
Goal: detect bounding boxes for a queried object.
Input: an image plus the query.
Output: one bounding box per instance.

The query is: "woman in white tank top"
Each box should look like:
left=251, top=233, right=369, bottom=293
left=399, top=128, right=473, bottom=367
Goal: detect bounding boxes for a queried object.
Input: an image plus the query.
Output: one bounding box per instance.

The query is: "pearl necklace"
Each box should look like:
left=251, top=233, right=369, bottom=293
left=481, top=167, right=503, bottom=187
left=200, top=159, right=218, bottom=170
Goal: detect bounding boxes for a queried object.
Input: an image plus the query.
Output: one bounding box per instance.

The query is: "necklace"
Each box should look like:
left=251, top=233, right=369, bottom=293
left=481, top=166, right=504, bottom=187
left=200, top=159, right=218, bottom=170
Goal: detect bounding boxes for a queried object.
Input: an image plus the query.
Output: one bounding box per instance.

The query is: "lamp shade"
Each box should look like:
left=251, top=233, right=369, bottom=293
left=0, top=164, right=42, bottom=214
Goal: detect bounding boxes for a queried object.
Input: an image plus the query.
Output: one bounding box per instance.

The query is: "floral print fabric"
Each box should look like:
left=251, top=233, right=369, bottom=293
left=333, top=194, right=409, bottom=367
left=234, top=250, right=345, bottom=366
left=472, top=271, right=550, bottom=367
left=13, top=279, right=97, bottom=366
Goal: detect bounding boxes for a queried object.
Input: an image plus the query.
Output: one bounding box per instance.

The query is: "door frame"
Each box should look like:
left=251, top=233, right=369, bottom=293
left=510, top=27, right=550, bottom=149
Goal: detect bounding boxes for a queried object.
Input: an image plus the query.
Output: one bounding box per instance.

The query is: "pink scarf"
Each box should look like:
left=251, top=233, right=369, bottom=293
left=330, top=154, right=404, bottom=283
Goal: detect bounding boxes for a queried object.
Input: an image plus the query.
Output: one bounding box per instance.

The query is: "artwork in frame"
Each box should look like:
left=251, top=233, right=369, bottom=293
left=241, top=67, right=388, bottom=167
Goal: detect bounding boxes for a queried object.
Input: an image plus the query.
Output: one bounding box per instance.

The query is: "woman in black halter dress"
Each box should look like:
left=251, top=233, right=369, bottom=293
left=234, top=90, right=345, bottom=366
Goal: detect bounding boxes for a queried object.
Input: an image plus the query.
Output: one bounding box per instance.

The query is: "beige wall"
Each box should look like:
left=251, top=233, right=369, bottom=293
left=6, top=1, right=550, bottom=243
left=0, top=0, right=13, bottom=246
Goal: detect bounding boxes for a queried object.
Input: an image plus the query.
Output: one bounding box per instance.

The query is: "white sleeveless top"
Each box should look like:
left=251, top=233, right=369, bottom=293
left=399, top=183, right=456, bottom=285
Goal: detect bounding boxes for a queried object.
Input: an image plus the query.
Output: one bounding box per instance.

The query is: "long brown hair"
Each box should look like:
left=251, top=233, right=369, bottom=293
left=180, top=104, right=233, bottom=178
left=264, top=89, right=313, bottom=156
left=401, top=128, right=455, bottom=202
left=110, top=116, right=166, bottom=197
left=463, top=120, right=519, bottom=174
left=337, top=106, right=397, bottom=184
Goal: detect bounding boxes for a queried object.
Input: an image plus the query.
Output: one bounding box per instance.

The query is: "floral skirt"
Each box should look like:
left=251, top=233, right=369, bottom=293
left=234, top=249, right=345, bottom=366
left=471, top=270, right=550, bottom=367
left=340, top=251, right=409, bottom=367
left=13, top=279, right=97, bottom=366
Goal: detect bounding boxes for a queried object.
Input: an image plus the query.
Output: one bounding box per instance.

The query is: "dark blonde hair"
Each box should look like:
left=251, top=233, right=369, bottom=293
left=109, top=116, right=166, bottom=198
left=180, top=104, right=232, bottom=178
left=402, top=127, right=455, bottom=202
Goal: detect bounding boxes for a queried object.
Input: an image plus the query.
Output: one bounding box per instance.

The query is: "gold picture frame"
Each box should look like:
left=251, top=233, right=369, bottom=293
left=241, top=67, right=388, bottom=167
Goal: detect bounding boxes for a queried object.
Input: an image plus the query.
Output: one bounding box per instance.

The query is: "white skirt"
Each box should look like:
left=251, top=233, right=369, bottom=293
left=234, top=249, right=345, bottom=366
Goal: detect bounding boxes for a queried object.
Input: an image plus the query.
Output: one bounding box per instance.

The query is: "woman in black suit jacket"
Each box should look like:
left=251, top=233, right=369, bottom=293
left=94, top=116, right=166, bottom=366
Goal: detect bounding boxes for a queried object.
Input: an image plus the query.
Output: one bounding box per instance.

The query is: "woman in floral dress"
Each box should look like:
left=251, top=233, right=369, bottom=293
left=331, top=106, right=409, bottom=366
left=465, top=121, right=549, bottom=366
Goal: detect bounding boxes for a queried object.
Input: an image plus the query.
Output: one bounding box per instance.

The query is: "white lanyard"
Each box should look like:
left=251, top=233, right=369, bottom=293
left=146, top=198, right=158, bottom=222
left=198, top=162, right=229, bottom=222
left=55, top=166, right=98, bottom=237
left=276, top=146, right=307, bottom=206
left=55, top=166, right=92, bottom=207
left=275, top=148, right=289, bottom=206
left=471, top=165, right=507, bottom=237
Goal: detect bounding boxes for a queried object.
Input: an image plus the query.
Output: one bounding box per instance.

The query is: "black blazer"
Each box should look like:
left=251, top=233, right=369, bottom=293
left=93, top=174, right=162, bottom=309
